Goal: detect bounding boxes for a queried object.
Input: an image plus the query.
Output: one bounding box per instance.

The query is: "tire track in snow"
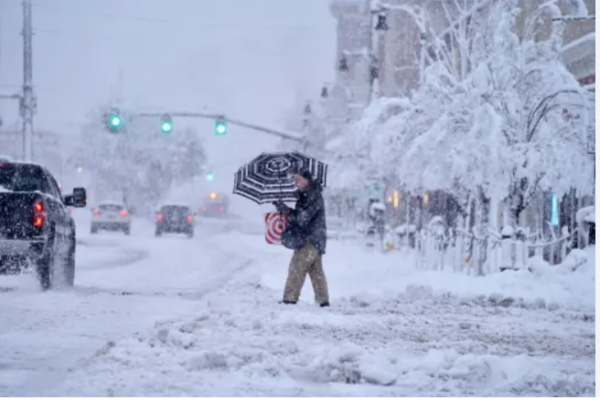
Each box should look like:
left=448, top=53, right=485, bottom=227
left=0, top=222, right=256, bottom=396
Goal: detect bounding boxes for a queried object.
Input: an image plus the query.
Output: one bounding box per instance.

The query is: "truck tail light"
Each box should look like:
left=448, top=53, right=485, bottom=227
left=187, top=215, right=193, bottom=222
left=119, top=210, right=129, bottom=217
left=156, top=213, right=163, bottom=221
left=93, top=209, right=100, bottom=216
left=33, top=201, right=46, bottom=228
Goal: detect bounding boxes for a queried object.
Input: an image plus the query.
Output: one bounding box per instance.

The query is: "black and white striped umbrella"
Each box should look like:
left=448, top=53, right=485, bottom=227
left=232, top=151, right=328, bottom=204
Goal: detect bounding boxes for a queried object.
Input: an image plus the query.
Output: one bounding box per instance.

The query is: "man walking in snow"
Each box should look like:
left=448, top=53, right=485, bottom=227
left=275, top=168, right=330, bottom=307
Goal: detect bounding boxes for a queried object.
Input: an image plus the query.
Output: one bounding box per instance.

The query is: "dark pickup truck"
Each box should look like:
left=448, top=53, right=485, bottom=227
left=0, top=161, right=87, bottom=289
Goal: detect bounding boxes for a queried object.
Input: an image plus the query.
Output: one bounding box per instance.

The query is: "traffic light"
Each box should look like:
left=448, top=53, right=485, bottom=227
left=206, top=172, right=214, bottom=181
left=105, top=108, right=123, bottom=133
left=215, top=120, right=227, bottom=136
left=160, top=114, right=173, bottom=134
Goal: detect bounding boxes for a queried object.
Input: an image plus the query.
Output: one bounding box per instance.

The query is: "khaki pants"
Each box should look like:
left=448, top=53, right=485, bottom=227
left=283, top=242, right=329, bottom=304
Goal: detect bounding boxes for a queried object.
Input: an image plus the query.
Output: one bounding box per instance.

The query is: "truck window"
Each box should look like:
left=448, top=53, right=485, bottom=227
left=0, top=163, right=52, bottom=194
left=45, top=173, right=63, bottom=200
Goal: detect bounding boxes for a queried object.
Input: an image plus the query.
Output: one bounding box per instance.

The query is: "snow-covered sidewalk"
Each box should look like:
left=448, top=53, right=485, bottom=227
left=56, top=234, right=596, bottom=396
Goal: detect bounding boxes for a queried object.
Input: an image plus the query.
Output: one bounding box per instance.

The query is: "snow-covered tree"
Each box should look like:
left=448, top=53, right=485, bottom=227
left=69, top=105, right=206, bottom=211
left=358, top=0, right=593, bottom=228
left=474, top=0, right=593, bottom=224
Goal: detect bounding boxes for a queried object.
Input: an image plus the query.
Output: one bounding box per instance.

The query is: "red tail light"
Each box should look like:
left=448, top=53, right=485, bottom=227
left=92, top=209, right=100, bottom=216
left=156, top=213, right=163, bottom=221
left=33, top=201, right=46, bottom=228
left=119, top=210, right=129, bottom=217
left=187, top=215, right=193, bottom=222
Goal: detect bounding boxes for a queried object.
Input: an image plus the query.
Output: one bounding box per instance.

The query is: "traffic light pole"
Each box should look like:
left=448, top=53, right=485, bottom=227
left=135, top=111, right=305, bottom=143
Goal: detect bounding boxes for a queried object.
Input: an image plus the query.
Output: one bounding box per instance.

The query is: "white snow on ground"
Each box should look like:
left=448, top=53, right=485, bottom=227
left=0, top=212, right=248, bottom=396
left=54, top=232, right=596, bottom=397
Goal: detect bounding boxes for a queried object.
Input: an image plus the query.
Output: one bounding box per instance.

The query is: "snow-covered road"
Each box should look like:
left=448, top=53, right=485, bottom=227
left=53, top=232, right=595, bottom=397
left=0, top=212, right=595, bottom=396
left=0, top=213, right=248, bottom=396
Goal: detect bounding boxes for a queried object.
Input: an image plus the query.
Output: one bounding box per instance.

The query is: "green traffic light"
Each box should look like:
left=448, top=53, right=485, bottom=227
left=206, top=173, right=214, bottom=181
left=106, top=109, right=123, bottom=133
left=110, top=116, right=122, bottom=127
left=161, top=121, right=173, bottom=133
left=160, top=114, right=173, bottom=134
left=215, top=120, right=227, bottom=135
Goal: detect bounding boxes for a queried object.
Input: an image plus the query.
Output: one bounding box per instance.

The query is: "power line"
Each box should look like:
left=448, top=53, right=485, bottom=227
left=0, top=25, right=298, bottom=51
left=6, top=2, right=323, bottom=30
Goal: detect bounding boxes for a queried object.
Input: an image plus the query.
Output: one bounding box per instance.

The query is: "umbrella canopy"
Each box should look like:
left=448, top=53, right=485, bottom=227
left=233, top=151, right=328, bottom=204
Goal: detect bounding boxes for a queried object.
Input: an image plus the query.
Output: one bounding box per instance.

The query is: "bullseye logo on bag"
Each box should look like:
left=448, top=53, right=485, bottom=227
left=264, top=212, right=289, bottom=244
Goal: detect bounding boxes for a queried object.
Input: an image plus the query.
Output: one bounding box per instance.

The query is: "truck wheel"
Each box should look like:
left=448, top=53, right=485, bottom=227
left=64, top=237, right=76, bottom=287
left=91, top=225, right=98, bottom=234
left=187, top=230, right=194, bottom=239
left=124, top=226, right=131, bottom=236
left=37, top=232, right=56, bottom=291
left=155, top=230, right=162, bottom=237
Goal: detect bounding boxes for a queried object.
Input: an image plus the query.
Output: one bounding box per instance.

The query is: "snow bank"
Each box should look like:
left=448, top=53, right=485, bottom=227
left=57, top=269, right=595, bottom=396
left=55, top=234, right=595, bottom=396
left=251, top=235, right=595, bottom=313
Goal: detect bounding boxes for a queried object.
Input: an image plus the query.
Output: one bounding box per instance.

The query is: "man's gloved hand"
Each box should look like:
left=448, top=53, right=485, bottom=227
left=273, top=200, right=290, bottom=215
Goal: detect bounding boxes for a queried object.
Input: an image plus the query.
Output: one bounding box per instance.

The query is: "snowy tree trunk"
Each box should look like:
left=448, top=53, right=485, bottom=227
left=477, top=186, right=490, bottom=276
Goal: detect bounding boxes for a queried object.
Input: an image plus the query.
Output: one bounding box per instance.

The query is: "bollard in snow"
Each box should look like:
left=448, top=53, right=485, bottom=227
left=499, top=226, right=515, bottom=272
left=514, top=228, right=527, bottom=270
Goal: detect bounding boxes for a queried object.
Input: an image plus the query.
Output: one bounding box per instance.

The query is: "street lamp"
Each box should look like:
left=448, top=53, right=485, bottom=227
left=375, top=13, right=389, bottom=31
left=368, top=1, right=388, bottom=104
left=338, top=56, right=349, bottom=72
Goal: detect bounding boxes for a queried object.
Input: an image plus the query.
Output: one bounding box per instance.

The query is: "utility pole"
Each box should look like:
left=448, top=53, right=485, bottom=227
left=21, top=0, right=35, bottom=161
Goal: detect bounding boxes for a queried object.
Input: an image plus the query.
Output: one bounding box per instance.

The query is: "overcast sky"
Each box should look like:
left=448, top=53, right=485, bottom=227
left=0, top=0, right=336, bottom=198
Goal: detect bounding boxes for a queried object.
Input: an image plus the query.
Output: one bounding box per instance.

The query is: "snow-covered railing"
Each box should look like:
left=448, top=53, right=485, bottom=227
left=398, top=224, right=575, bottom=276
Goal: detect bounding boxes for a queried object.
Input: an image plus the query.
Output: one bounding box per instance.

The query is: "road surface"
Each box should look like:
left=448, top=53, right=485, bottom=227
left=0, top=212, right=246, bottom=396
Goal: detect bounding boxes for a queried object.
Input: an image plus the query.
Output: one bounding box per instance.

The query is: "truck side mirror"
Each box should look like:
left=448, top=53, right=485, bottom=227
left=66, top=187, right=87, bottom=208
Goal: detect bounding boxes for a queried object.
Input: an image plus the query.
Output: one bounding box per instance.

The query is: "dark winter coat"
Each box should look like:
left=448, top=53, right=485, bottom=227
left=278, top=182, right=327, bottom=254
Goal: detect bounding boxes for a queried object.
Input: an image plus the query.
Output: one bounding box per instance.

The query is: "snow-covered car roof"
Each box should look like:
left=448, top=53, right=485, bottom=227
left=159, top=203, right=191, bottom=208
left=96, top=200, right=126, bottom=207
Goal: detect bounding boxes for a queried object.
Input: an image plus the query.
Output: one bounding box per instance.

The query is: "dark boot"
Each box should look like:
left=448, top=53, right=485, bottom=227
left=320, top=302, right=330, bottom=307
left=279, top=300, right=297, bottom=305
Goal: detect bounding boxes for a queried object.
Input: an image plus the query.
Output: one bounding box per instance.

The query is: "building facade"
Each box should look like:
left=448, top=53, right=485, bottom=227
left=330, top=0, right=372, bottom=111
left=331, top=0, right=595, bottom=98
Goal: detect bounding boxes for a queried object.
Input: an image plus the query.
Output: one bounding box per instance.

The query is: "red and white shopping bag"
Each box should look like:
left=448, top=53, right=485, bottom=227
left=264, top=212, right=289, bottom=245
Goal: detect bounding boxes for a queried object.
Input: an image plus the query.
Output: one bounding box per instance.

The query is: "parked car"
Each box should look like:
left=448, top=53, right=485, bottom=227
left=0, top=161, right=87, bottom=289
left=155, top=204, right=194, bottom=238
left=91, top=202, right=131, bottom=235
